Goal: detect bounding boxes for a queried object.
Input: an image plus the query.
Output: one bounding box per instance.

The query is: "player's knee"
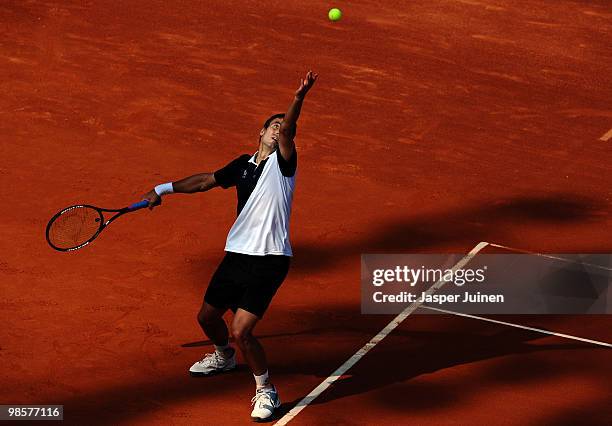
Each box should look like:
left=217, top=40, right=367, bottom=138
left=231, top=325, right=252, bottom=345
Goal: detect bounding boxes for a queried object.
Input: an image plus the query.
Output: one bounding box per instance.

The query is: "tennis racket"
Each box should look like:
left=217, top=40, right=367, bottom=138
left=46, top=200, right=150, bottom=252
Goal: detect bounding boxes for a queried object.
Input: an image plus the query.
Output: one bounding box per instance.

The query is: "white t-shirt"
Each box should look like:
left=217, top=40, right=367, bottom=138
left=216, top=150, right=296, bottom=256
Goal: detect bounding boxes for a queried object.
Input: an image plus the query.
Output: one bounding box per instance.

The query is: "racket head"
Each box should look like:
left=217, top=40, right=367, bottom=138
left=46, top=205, right=104, bottom=251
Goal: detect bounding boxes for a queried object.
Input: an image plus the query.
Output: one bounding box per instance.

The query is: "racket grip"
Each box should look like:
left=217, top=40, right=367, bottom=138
left=128, top=200, right=150, bottom=211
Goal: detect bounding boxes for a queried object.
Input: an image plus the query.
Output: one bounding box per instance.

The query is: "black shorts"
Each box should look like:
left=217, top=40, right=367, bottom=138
left=204, top=252, right=290, bottom=318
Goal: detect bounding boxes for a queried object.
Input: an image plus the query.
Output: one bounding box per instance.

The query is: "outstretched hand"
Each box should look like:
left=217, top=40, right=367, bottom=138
left=142, top=190, right=162, bottom=210
left=295, top=70, right=318, bottom=100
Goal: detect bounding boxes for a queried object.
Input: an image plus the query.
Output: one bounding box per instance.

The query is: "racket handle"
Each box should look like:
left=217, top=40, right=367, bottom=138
left=128, top=200, right=150, bottom=211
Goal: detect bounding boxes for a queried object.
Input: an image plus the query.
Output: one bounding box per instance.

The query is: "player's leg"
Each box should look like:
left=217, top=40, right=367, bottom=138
left=197, top=302, right=233, bottom=355
left=189, top=302, right=237, bottom=376
left=232, top=309, right=281, bottom=421
left=231, top=308, right=267, bottom=375
left=234, top=255, right=290, bottom=421
left=189, top=253, right=241, bottom=376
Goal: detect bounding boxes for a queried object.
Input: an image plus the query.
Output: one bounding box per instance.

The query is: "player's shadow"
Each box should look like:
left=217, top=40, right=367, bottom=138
left=290, top=193, right=605, bottom=273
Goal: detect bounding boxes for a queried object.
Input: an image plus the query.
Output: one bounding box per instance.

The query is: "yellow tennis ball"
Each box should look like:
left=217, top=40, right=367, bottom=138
left=328, top=8, right=342, bottom=22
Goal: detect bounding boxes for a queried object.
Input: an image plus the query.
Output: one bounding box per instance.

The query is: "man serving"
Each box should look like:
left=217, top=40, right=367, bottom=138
left=142, top=71, right=318, bottom=421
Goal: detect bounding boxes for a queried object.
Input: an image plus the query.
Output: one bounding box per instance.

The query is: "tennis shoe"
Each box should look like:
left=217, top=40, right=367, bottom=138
left=251, top=385, right=281, bottom=422
left=189, top=348, right=236, bottom=376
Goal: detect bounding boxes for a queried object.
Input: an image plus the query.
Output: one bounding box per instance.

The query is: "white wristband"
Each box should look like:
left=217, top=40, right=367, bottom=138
left=154, top=182, right=174, bottom=196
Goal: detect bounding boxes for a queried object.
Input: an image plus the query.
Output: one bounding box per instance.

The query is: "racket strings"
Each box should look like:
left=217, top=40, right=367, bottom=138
left=48, top=207, right=102, bottom=249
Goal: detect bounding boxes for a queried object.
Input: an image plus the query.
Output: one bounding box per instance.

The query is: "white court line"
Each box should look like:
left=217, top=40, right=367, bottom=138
left=420, top=306, right=612, bottom=348
left=599, top=128, right=612, bottom=141
left=488, top=242, right=612, bottom=272
left=274, top=241, right=490, bottom=425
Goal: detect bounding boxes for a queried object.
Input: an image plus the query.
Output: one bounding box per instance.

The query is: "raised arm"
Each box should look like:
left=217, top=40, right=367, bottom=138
left=142, top=173, right=218, bottom=210
left=278, top=70, right=318, bottom=161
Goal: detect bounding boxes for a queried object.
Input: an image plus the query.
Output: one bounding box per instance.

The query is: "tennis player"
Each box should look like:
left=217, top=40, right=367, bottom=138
left=142, top=71, right=317, bottom=421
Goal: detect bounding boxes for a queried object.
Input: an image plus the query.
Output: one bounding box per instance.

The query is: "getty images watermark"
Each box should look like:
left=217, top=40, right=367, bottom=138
left=361, top=254, right=612, bottom=314
left=371, top=264, right=494, bottom=304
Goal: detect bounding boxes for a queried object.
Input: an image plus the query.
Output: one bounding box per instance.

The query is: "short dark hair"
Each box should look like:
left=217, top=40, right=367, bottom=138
left=262, top=113, right=285, bottom=129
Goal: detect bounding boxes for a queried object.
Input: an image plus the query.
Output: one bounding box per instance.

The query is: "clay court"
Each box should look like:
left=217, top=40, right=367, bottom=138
left=1, top=0, right=611, bottom=424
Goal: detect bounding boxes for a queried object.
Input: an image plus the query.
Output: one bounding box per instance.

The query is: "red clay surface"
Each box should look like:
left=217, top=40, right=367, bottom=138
left=1, top=0, right=611, bottom=425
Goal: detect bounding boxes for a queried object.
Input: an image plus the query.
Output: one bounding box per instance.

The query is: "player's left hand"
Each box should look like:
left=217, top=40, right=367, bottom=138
left=295, top=70, right=318, bottom=100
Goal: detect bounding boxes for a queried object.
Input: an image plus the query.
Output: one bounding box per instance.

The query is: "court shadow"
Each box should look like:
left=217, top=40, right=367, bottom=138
left=483, top=194, right=602, bottom=223
left=27, top=304, right=605, bottom=425
left=182, top=193, right=604, bottom=278
left=257, top=304, right=608, bottom=413
left=47, top=373, right=249, bottom=425
left=290, top=193, right=605, bottom=273
left=280, top=326, right=603, bottom=412
left=543, top=397, right=612, bottom=426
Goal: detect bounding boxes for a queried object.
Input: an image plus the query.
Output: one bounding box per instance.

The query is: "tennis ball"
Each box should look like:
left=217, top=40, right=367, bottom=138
left=328, top=8, right=342, bottom=22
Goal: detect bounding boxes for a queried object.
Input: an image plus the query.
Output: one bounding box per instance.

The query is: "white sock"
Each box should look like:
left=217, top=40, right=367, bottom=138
left=254, top=370, right=270, bottom=389
left=214, top=344, right=231, bottom=357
